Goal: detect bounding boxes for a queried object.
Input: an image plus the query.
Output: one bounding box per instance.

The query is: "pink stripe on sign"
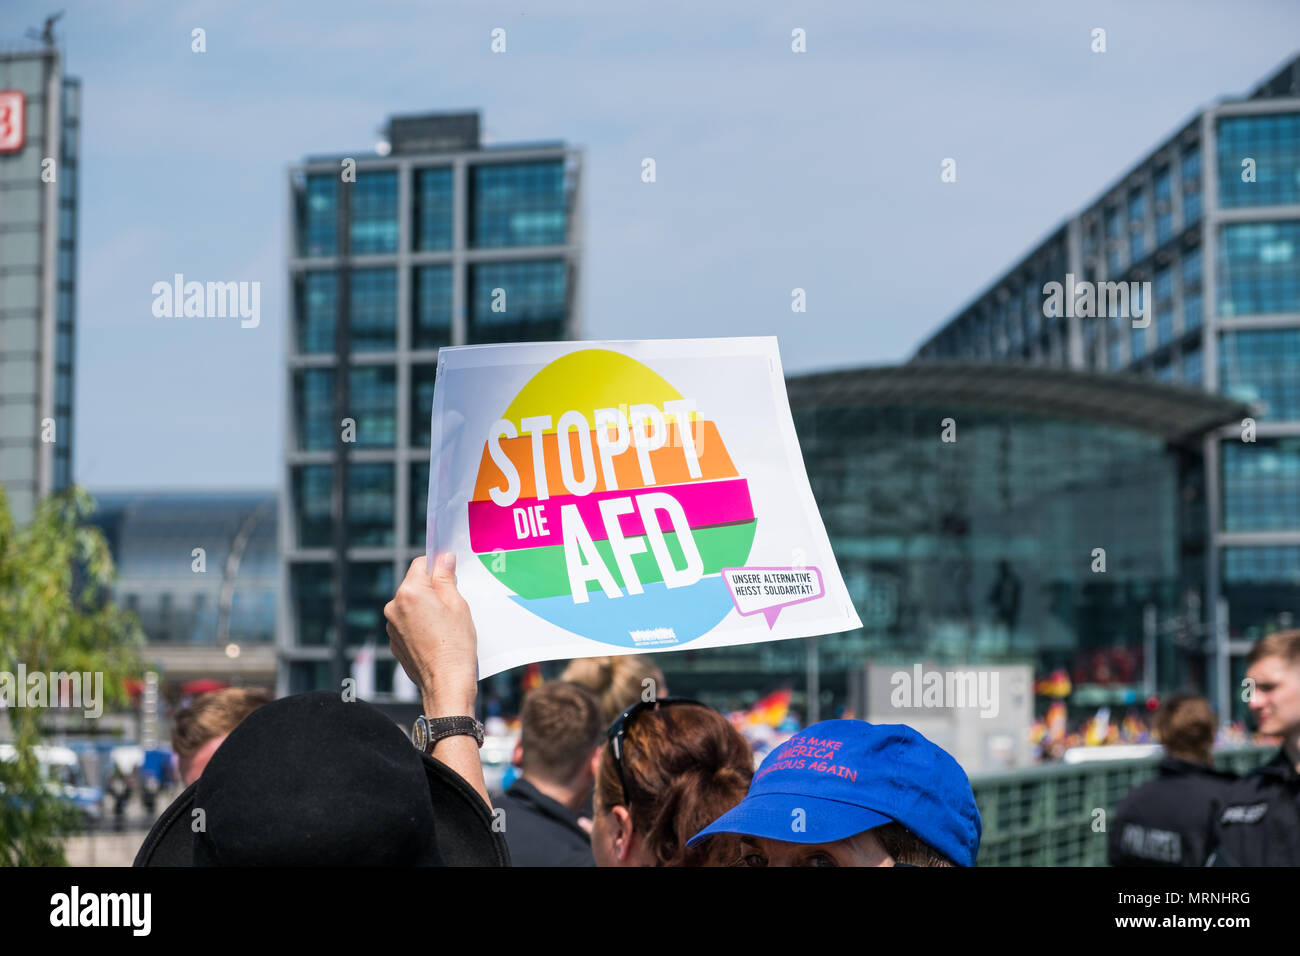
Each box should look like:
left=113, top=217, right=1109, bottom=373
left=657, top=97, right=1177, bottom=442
left=469, top=478, right=754, bottom=553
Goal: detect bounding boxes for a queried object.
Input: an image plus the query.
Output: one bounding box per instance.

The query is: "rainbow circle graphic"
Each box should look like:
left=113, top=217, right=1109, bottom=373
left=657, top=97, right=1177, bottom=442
left=469, top=349, right=757, bottom=649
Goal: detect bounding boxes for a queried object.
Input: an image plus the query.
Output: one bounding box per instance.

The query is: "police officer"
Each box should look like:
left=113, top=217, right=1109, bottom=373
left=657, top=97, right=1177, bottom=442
left=1207, top=630, right=1300, bottom=866
left=1108, top=694, right=1236, bottom=866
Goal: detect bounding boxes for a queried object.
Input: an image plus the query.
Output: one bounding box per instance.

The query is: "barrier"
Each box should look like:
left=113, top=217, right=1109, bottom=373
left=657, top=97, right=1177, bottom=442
left=970, top=746, right=1275, bottom=866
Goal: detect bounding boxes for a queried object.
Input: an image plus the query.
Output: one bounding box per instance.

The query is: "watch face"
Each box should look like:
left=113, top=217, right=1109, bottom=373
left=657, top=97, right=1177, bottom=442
left=412, top=717, right=427, bottom=752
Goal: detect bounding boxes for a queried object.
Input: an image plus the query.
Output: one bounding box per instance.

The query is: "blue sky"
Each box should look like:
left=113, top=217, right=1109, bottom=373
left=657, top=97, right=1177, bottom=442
left=6, top=0, right=1299, bottom=491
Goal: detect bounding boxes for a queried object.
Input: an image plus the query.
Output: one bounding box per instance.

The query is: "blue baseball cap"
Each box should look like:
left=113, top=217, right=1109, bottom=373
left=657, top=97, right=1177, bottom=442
left=687, top=720, right=982, bottom=866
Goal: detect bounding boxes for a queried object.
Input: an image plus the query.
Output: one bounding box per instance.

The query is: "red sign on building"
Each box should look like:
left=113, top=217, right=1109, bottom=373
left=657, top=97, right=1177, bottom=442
left=0, top=90, right=26, bottom=154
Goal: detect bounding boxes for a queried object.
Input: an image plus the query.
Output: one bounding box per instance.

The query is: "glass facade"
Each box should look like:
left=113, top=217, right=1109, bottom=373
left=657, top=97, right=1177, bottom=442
left=285, top=116, right=580, bottom=692
left=1223, top=546, right=1300, bottom=645
left=468, top=259, right=568, bottom=343
left=1217, top=113, right=1300, bottom=208
left=1222, top=438, right=1300, bottom=532
left=410, top=461, right=429, bottom=547
left=347, top=462, right=394, bottom=546
left=1217, top=220, right=1300, bottom=316
left=350, top=170, right=398, bottom=254
left=412, top=264, right=452, bottom=349
left=912, top=72, right=1300, bottom=722
left=1181, top=145, right=1202, bottom=226
left=470, top=160, right=567, bottom=248
left=1219, top=328, right=1300, bottom=420
left=293, top=367, right=333, bottom=450
left=301, top=174, right=337, bottom=257
left=90, top=493, right=278, bottom=645
left=666, top=388, right=1208, bottom=713
left=348, top=268, right=397, bottom=351
left=0, top=53, right=78, bottom=523
left=348, top=365, right=396, bottom=446
left=297, top=270, right=336, bottom=354
left=410, top=363, right=436, bottom=446
left=413, top=167, right=453, bottom=251
left=293, top=465, right=332, bottom=548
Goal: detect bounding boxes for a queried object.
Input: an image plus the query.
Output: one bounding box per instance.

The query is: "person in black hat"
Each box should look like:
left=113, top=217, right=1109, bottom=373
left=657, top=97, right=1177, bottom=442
left=134, top=690, right=508, bottom=866
left=136, top=552, right=508, bottom=866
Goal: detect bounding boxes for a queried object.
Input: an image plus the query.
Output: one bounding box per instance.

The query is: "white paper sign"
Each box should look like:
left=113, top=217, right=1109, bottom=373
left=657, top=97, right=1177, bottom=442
left=426, top=337, right=861, bottom=677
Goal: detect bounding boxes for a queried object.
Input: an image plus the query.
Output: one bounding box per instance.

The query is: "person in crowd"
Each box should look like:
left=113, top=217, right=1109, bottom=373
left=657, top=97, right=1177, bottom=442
left=494, top=680, right=604, bottom=866
left=171, top=686, right=273, bottom=786
left=1108, top=694, right=1236, bottom=866
left=562, top=655, right=669, bottom=727
left=591, top=696, right=753, bottom=867
left=138, top=553, right=507, bottom=866
left=688, top=720, right=981, bottom=867
left=1207, top=629, right=1300, bottom=865
left=135, top=690, right=508, bottom=866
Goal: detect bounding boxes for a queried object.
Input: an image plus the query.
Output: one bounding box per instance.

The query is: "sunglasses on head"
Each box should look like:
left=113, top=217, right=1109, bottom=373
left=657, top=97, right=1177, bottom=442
left=605, top=696, right=704, bottom=803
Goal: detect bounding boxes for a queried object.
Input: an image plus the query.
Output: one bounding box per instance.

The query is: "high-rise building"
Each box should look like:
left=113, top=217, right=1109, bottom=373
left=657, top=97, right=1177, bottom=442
left=915, top=54, right=1300, bottom=716
left=0, top=20, right=79, bottom=524
left=281, top=111, right=583, bottom=697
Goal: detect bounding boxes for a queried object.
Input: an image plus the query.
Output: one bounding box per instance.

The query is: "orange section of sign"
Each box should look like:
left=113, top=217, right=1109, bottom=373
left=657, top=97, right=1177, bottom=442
left=472, top=420, right=737, bottom=502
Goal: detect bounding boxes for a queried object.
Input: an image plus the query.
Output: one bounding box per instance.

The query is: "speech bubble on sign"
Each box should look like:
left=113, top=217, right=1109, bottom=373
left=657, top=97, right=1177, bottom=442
left=721, top=566, right=825, bottom=629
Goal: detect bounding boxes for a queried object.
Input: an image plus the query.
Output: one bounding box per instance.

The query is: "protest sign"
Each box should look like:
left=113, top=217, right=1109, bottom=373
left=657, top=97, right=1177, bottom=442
left=426, top=337, right=861, bottom=677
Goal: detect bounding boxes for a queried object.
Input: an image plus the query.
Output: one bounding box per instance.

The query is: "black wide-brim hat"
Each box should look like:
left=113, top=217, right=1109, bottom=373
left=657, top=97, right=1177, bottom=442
left=135, top=690, right=509, bottom=866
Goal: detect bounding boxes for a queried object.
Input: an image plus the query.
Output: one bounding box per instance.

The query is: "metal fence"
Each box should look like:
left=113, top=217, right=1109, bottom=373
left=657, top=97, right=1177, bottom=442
left=971, top=746, right=1275, bottom=866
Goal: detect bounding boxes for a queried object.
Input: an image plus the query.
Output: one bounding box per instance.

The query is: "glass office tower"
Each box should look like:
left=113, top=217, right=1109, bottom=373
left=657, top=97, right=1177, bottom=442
left=282, top=112, right=583, bottom=696
left=915, top=55, right=1300, bottom=718
left=0, top=29, right=79, bottom=524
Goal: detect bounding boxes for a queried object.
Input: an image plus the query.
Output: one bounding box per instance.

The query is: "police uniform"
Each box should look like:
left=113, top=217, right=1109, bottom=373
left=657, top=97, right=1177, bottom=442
left=1207, top=748, right=1300, bottom=866
left=1108, top=757, right=1237, bottom=867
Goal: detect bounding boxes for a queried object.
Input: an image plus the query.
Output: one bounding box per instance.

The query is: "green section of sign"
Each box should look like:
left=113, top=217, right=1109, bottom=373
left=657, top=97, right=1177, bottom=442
left=477, top=520, right=757, bottom=600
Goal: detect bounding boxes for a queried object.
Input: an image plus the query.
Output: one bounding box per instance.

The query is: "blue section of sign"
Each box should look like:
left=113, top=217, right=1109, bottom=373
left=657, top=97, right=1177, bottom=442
left=510, top=576, right=734, bottom=648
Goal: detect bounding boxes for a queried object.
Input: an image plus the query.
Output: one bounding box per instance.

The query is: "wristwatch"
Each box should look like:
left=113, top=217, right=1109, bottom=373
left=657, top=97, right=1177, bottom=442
left=412, top=714, right=485, bottom=753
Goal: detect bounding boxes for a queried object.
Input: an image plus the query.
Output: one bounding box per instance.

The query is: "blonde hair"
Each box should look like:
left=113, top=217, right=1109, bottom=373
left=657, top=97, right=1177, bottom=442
left=560, top=655, right=667, bottom=727
left=172, top=687, right=272, bottom=758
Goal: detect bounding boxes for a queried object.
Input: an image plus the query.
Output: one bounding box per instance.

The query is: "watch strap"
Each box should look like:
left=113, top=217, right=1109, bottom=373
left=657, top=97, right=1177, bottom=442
left=420, top=715, right=485, bottom=751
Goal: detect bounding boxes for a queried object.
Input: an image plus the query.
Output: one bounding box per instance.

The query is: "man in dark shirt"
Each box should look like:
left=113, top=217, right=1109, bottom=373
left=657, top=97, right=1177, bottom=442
left=493, top=681, right=604, bottom=867
left=1108, top=693, right=1235, bottom=866
left=1208, top=630, right=1300, bottom=866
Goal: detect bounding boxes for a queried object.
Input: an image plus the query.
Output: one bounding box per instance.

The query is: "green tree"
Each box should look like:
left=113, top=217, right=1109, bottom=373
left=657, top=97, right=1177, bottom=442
left=0, top=486, right=143, bottom=865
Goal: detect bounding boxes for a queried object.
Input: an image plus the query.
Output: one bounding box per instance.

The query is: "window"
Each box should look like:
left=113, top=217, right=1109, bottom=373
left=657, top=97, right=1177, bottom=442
left=348, top=463, right=394, bottom=546
left=1217, top=113, right=1300, bottom=208
left=1218, top=328, right=1300, bottom=420
left=300, top=175, right=337, bottom=257
left=296, top=271, right=336, bottom=354
left=346, top=563, right=395, bottom=645
left=350, top=171, right=398, bottom=254
left=293, top=466, right=333, bottom=548
left=1218, top=221, right=1300, bottom=317
left=292, top=563, right=333, bottom=646
left=470, top=161, right=567, bottom=248
left=1181, top=146, right=1202, bottom=226
left=410, top=461, right=430, bottom=547
left=414, top=167, right=453, bottom=251
left=1222, top=439, right=1300, bottom=532
left=467, top=259, right=568, bottom=343
left=412, top=266, right=452, bottom=349
left=348, top=268, right=397, bottom=351
left=347, top=365, right=396, bottom=447
left=410, top=364, right=437, bottom=446
left=294, top=368, right=334, bottom=451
